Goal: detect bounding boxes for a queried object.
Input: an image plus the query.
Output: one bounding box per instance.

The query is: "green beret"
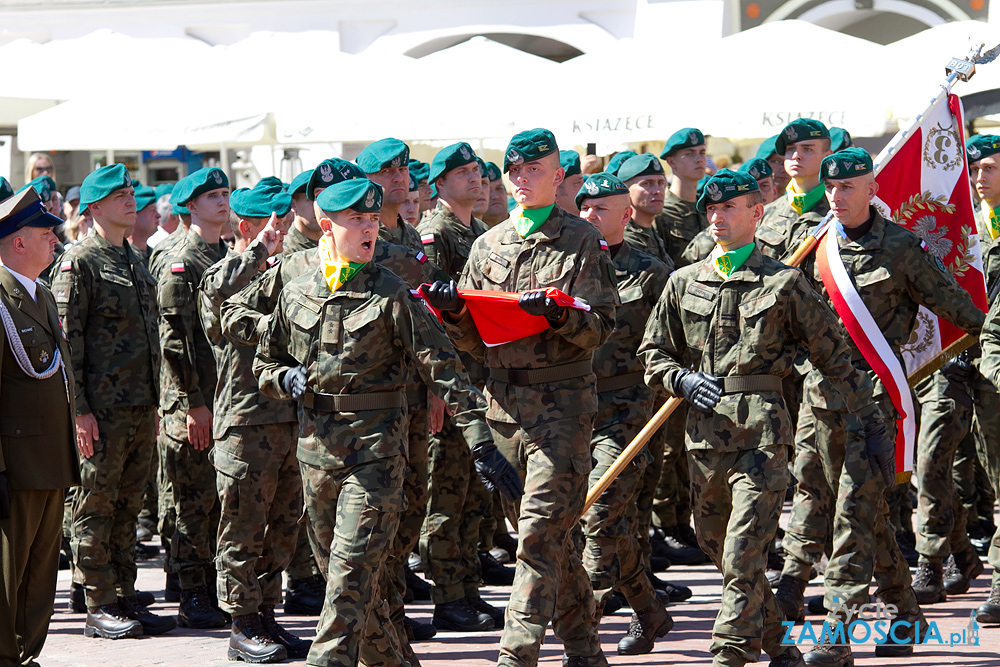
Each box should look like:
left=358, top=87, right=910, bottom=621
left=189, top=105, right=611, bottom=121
left=820, top=147, right=873, bottom=181
left=485, top=162, right=502, bottom=182
left=172, top=167, right=229, bottom=206
left=316, top=178, right=383, bottom=214
left=408, top=172, right=419, bottom=192
left=574, top=172, right=629, bottom=210
left=80, top=164, right=133, bottom=206
left=661, top=127, right=706, bottom=159
left=356, top=138, right=409, bottom=173
left=967, top=134, right=1000, bottom=162
left=696, top=175, right=709, bottom=202
left=696, top=168, right=759, bottom=213
left=231, top=178, right=293, bottom=218
left=755, top=135, right=779, bottom=160
left=409, top=159, right=430, bottom=183
left=289, top=170, right=312, bottom=197
left=504, top=128, right=558, bottom=172
left=606, top=151, right=638, bottom=177
left=830, top=127, right=853, bottom=152
left=154, top=183, right=174, bottom=200
left=560, top=150, right=581, bottom=178
left=738, top=158, right=773, bottom=181
left=0, top=188, right=61, bottom=239
left=0, top=177, right=14, bottom=203
left=774, top=119, right=830, bottom=156
left=617, top=153, right=665, bottom=183
left=307, top=158, right=365, bottom=201
left=429, top=142, right=478, bottom=183
left=134, top=186, right=158, bottom=212
left=19, top=175, right=56, bottom=204
left=476, top=157, right=488, bottom=178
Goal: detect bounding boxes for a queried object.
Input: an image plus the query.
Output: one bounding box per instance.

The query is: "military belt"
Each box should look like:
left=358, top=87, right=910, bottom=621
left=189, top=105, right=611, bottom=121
left=596, top=371, right=645, bottom=393
left=488, top=360, right=592, bottom=386
left=303, top=390, right=406, bottom=412
left=722, top=375, right=782, bottom=394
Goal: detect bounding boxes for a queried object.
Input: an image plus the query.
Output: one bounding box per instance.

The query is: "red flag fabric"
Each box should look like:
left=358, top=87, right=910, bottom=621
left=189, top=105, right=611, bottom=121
left=416, top=285, right=591, bottom=347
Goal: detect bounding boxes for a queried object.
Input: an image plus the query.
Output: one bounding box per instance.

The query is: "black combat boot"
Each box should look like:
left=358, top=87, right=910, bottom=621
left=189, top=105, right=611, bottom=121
left=431, top=598, right=492, bottom=632
left=229, top=613, right=287, bottom=663
left=616, top=602, right=674, bottom=655
left=118, top=595, right=176, bottom=636
left=178, top=585, right=227, bottom=629
left=260, top=604, right=311, bottom=659
left=84, top=603, right=143, bottom=639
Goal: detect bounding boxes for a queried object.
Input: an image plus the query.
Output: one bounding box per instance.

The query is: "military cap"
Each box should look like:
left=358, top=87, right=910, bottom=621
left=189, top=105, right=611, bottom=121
left=289, top=170, right=313, bottom=197
left=830, top=127, right=853, bottom=152
left=171, top=167, right=229, bottom=205
left=0, top=187, right=61, bottom=239
left=617, top=153, right=665, bottom=183
left=820, top=147, right=873, bottom=181
left=738, top=158, right=773, bottom=181
left=696, top=175, right=709, bottom=202
left=307, top=158, right=365, bottom=201
left=134, top=185, right=158, bottom=212
left=560, top=150, right=582, bottom=178
left=476, top=157, right=488, bottom=178
left=230, top=178, right=293, bottom=218
left=429, top=142, right=478, bottom=183
left=0, top=177, right=14, bottom=203
left=503, top=128, right=558, bottom=172
left=696, top=168, right=759, bottom=213
left=485, top=162, right=502, bottom=182
left=408, top=172, right=419, bottom=192
left=356, top=138, right=410, bottom=174
left=19, top=175, right=56, bottom=203
left=574, top=172, right=629, bottom=210
left=80, top=163, right=133, bottom=205
left=774, top=119, right=830, bottom=156
left=409, top=159, right=430, bottom=183
left=154, top=182, right=175, bottom=200
left=756, top=135, right=779, bottom=160
left=257, top=176, right=286, bottom=191
left=606, top=150, right=638, bottom=176
left=65, top=185, right=81, bottom=204
left=316, top=178, right=383, bottom=214
left=967, top=134, right=1000, bottom=162
left=661, top=127, right=706, bottom=158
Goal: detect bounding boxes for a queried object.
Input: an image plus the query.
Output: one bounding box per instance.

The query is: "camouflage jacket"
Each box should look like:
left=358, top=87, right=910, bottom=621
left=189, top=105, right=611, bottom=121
left=51, top=230, right=160, bottom=414
left=976, top=208, right=1000, bottom=302
left=148, top=225, right=189, bottom=281
left=282, top=225, right=318, bottom=255
left=639, top=245, right=880, bottom=451
left=254, top=263, right=491, bottom=469
left=680, top=227, right=715, bottom=266
left=445, top=205, right=618, bottom=427
left=199, top=240, right=296, bottom=437
left=756, top=190, right=830, bottom=262
left=977, top=290, right=1000, bottom=388
left=156, top=228, right=227, bottom=414
left=653, top=190, right=707, bottom=269
left=624, top=219, right=674, bottom=270
left=379, top=215, right=423, bottom=252
left=594, top=243, right=668, bottom=431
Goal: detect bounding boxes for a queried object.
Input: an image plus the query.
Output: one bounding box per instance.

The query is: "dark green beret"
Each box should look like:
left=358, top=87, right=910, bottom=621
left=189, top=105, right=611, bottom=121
left=738, top=158, right=773, bottom=181
left=154, top=183, right=174, bottom=200
left=661, top=127, right=705, bottom=159
left=574, top=172, right=629, bottom=210
left=0, top=177, right=14, bottom=203
left=257, top=176, right=285, bottom=191
left=231, top=178, right=293, bottom=218
left=696, top=168, right=759, bottom=213
left=19, top=175, right=56, bottom=204
left=80, top=164, right=133, bottom=205
left=755, top=135, right=779, bottom=160
left=430, top=183, right=438, bottom=199
left=356, top=138, right=409, bottom=174
left=409, top=159, right=430, bottom=183
left=172, top=167, right=229, bottom=206
left=830, top=127, right=853, bottom=152
left=560, top=150, right=581, bottom=178
left=289, top=170, right=312, bottom=197
left=408, top=172, right=419, bottom=192
left=134, top=185, right=158, bottom=212
left=606, top=151, right=637, bottom=176
left=476, top=157, right=488, bottom=179
left=617, top=153, right=665, bottom=183
left=696, top=175, right=709, bottom=202
left=429, top=142, right=478, bottom=183
left=485, top=162, right=502, bottom=182
left=504, top=128, right=558, bottom=172
left=316, top=178, right=383, bottom=214
left=967, top=134, right=1000, bottom=162
left=307, top=158, right=365, bottom=201
left=775, top=119, right=830, bottom=156
left=820, top=147, right=873, bottom=181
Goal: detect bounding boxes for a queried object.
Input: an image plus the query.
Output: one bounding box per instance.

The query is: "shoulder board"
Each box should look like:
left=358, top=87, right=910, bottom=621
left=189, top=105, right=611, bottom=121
left=60, top=260, right=73, bottom=272
left=414, top=251, right=427, bottom=264
left=599, top=239, right=609, bottom=251
left=170, top=262, right=186, bottom=273
left=420, top=233, right=435, bottom=245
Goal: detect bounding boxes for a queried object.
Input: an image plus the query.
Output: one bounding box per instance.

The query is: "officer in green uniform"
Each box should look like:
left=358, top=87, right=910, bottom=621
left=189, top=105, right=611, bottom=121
left=655, top=127, right=709, bottom=268
left=555, top=150, right=584, bottom=215
left=0, top=188, right=79, bottom=667
left=285, top=169, right=321, bottom=254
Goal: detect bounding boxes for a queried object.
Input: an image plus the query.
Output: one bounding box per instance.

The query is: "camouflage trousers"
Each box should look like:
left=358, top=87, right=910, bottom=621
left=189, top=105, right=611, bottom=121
left=967, top=373, right=1000, bottom=586
left=156, top=425, right=177, bottom=575
left=214, top=422, right=302, bottom=616
left=159, top=409, right=220, bottom=589
left=420, top=413, right=489, bottom=604
left=689, top=445, right=788, bottom=664
left=300, top=455, right=406, bottom=667
left=781, top=405, right=834, bottom=577
left=490, top=415, right=602, bottom=667
left=650, top=406, right=690, bottom=531
left=71, top=405, right=156, bottom=607
left=913, top=372, right=977, bottom=562
left=582, top=419, right=657, bottom=612
left=287, top=522, right=322, bottom=581
left=955, top=433, right=993, bottom=529
left=629, top=417, right=666, bottom=569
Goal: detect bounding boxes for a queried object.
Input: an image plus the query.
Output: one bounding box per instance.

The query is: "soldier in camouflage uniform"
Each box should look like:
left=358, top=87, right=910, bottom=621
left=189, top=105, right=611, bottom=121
left=52, top=164, right=174, bottom=639
left=483, top=162, right=510, bottom=228
left=575, top=173, right=674, bottom=655
left=555, top=150, right=584, bottom=216
left=426, top=129, right=617, bottom=667
left=639, top=168, right=887, bottom=667
left=357, top=139, right=424, bottom=250
left=756, top=135, right=791, bottom=198
left=254, top=178, right=520, bottom=667
left=655, top=128, right=709, bottom=268
left=128, top=186, right=160, bottom=266
left=619, top=154, right=674, bottom=268
left=284, top=169, right=321, bottom=254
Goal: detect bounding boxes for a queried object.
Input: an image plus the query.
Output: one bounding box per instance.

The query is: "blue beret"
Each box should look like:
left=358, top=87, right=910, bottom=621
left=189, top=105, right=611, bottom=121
left=775, top=119, right=830, bottom=156
left=606, top=151, right=637, bottom=177
left=307, top=158, right=365, bottom=201
left=967, top=134, right=1000, bottom=162
left=289, top=170, right=312, bottom=197
left=504, top=128, right=558, bottom=172
left=429, top=142, right=478, bottom=183
left=617, top=153, right=665, bottom=183
left=134, top=186, right=158, bottom=212
left=560, top=150, right=581, bottom=178
left=409, top=159, right=430, bottom=183
left=231, top=178, right=293, bottom=218
left=80, top=164, right=133, bottom=206
left=0, top=187, right=61, bottom=239
left=19, top=175, right=56, bottom=204
left=696, top=169, right=759, bottom=213
left=738, top=158, right=773, bottom=181
left=171, top=167, right=229, bottom=206
left=820, top=147, right=873, bottom=181
left=661, top=128, right=705, bottom=159
left=0, top=177, right=13, bottom=203
left=316, top=179, right=383, bottom=214
left=356, top=138, right=409, bottom=174
left=575, top=172, right=629, bottom=210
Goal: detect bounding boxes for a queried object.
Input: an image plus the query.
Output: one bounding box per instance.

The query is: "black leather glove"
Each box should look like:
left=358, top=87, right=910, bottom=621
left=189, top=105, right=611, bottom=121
left=0, top=471, right=11, bottom=521
left=281, top=366, right=308, bottom=400
left=471, top=441, right=523, bottom=501
left=425, top=280, right=465, bottom=313
left=519, top=290, right=565, bottom=327
left=675, top=369, right=724, bottom=410
left=864, top=420, right=896, bottom=487
left=940, top=352, right=974, bottom=384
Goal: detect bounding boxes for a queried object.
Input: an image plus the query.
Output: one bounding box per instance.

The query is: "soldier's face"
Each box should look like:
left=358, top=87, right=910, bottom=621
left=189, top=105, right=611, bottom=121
left=418, top=181, right=433, bottom=212
left=555, top=172, right=584, bottom=214
left=132, top=204, right=160, bottom=241
left=187, top=187, right=230, bottom=228
left=666, top=146, right=706, bottom=182
left=580, top=194, right=632, bottom=245
left=400, top=190, right=420, bottom=225
left=756, top=177, right=776, bottom=204
left=91, top=186, right=137, bottom=230
left=369, top=166, right=409, bottom=206
left=322, top=208, right=379, bottom=263
left=292, top=193, right=319, bottom=231
left=437, top=163, right=482, bottom=208
left=627, top=175, right=667, bottom=216
left=825, top=175, right=878, bottom=228
left=707, top=196, right=763, bottom=249
left=16, top=226, right=60, bottom=276
left=972, top=156, right=1000, bottom=206
left=784, top=140, right=831, bottom=181
left=488, top=180, right=507, bottom=218
left=508, top=155, right=563, bottom=208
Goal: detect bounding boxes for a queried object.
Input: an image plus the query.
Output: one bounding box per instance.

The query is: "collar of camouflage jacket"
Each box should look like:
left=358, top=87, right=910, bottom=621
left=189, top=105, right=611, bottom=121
left=499, top=205, right=562, bottom=245
left=835, top=206, right=885, bottom=251
left=695, top=244, right=764, bottom=284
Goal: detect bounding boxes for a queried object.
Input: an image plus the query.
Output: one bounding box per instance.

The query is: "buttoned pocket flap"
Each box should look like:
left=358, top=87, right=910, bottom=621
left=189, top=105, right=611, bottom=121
left=619, top=284, right=644, bottom=304
left=738, top=292, right=777, bottom=318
